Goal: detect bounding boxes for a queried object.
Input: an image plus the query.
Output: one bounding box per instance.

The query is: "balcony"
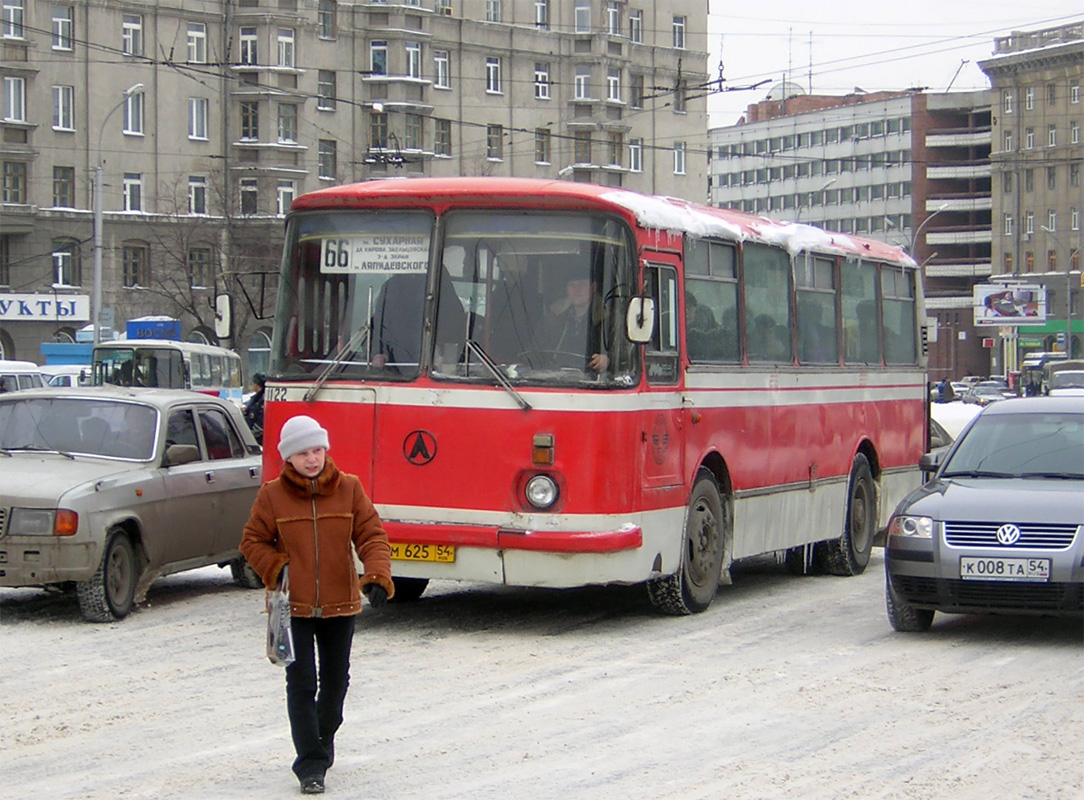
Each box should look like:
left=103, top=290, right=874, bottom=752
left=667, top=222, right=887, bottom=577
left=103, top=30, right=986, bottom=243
left=926, top=162, right=991, bottom=180
left=925, top=128, right=992, bottom=148
left=927, top=228, right=992, bottom=246
left=927, top=196, right=992, bottom=212
left=926, top=260, right=993, bottom=278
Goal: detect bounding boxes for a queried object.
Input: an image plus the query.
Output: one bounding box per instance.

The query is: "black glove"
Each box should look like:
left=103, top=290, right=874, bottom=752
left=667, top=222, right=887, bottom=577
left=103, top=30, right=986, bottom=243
left=367, top=585, right=388, bottom=608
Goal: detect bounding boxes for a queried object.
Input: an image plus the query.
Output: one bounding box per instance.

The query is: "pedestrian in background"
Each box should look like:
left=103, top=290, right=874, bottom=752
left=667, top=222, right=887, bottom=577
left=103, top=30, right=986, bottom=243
left=243, top=372, right=266, bottom=444
left=240, top=414, right=394, bottom=795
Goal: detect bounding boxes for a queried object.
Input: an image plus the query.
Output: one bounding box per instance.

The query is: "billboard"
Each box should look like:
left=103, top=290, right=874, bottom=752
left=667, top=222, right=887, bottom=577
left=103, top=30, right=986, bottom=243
left=973, top=284, right=1047, bottom=326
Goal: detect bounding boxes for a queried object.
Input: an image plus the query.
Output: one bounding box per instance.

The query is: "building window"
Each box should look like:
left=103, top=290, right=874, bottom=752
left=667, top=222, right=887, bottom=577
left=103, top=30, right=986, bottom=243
left=2, top=160, right=26, bottom=203
left=434, top=118, right=451, bottom=156
left=1025, top=168, right=1034, bottom=192
left=1025, top=211, right=1034, bottom=236
left=188, top=97, right=209, bottom=140
left=188, top=247, right=212, bottom=288
left=277, top=28, right=294, bottom=67
left=486, top=57, right=502, bottom=93
left=3, top=0, right=24, bottom=38
left=370, top=41, right=387, bottom=75
left=123, top=89, right=143, bottom=134
left=574, top=131, right=591, bottom=163
left=240, top=101, right=258, bottom=139
left=1003, top=213, right=1013, bottom=236
left=534, top=0, right=548, bottom=29
left=52, top=239, right=81, bottom=286
left=1004, top=130, right=1013, bottom=151
left=1025, top=128, right=1034, bottom=149
left=189, top=176, right=207, bottom=214
left=52, top=5, right=73, bottom=49
left=1003, top=171, right=1013, bottom=192
left=277, top=103, right=297, bottom=143
left=370, top=112, right=387, bottom=149
left=1071, top=207, right=1079, bottom=232
left=574, top=0, right=590, bottom=33
left=628, top=9, right=642, bottom=43
left=607, top=132, right=623, bottom=166
left=630, top=74, right=644, bottom=109
left=672, top=16, right=686, bottom=49
left=607, top=69, right=621, bottom=102
left=122, top=14, right=143, bottom=55
left=405, top=42, right=421, bottom=79
left=317, top=0, right=337, bottom=38
left=1072, top=121, right=1081, bottom=145
left=3, top=75, right=25, bottom=121
left=673, top=80, right=686, bottom=113
left=276, top=181, right=295, bottom=215
left=486, top=124, right=503, bottom=159
left=53, top=166, right=74, bottom=207
left=1048, top=124, right=1057, bottom=147
left=240, top=178, right=258, bottom=215
left=317, top=71, right=336, bottom=110
left=318, top=140, right=336, bottom=179
left=534, top=63, right=550, bottom=99
left=123, top=173, right=143, bottom=211
left=673, top=142, right=686, bottom=175
left=1048, top=166, right=1056, bottom=190
left=1025, top=251, right=1034, bottom=271
left=122, top=243, right=149, bottom=287
left=1071, top=83, right=1080, bottom=104
left=1048, top=250, right=1057, bottom=271
left=405, top=113, right=422, bottom=150
left=534, top=128, right=551, bottom=163
left=434, top=51, right=450, bottom=88
left=1047, top=83, right=1056, bottom=104
left=52, top=85, right=74, bottom=130
left=485, top=0, right=500, bottom=22
left=606, top=2, right=620, bottom=35
left=1002, top=90, right=1013, bottom=113
left=187, top=22, right=206, bottom=63
left=1025, top=86, right=1033, bottom=110
left=629, top=138, right=642, bottom=172
left=240, top=27, right=257, bottom=65
left=1046, top=210, right=1057, bottom=232
left=575, top=66, right=591, bottom=99
left=1072, top=162, right=1081, bottom=187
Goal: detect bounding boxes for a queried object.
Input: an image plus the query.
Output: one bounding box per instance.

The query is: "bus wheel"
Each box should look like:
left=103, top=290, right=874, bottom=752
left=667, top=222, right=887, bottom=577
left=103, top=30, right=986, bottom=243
left=390, top=576, right=429, bottom=602
left=817, top=453, right=876, bottom=576
left=647, top=469, right=727, bottom=615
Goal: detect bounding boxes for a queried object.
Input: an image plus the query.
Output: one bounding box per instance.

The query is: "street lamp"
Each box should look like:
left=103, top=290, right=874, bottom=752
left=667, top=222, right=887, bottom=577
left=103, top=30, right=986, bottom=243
left=909, top=202, right=949, bottom=259
left=1041, top=224, right=1076, bottom=357
left=794, top=178, right=835, bottom=222
left=92, top=82, right=144, bottom=345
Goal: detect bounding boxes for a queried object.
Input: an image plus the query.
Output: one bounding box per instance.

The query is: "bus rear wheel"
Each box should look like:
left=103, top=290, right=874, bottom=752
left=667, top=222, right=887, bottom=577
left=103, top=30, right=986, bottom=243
left=647, top=469, right=727, bottom=615
left=390, top=576, right=429, bottom=602
left=816, top=453, right=876, bottom=576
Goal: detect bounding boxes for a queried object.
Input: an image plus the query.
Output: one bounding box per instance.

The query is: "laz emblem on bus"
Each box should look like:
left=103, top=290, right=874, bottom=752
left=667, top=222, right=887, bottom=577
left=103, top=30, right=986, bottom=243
left=404, top=430, right=438, bottom=465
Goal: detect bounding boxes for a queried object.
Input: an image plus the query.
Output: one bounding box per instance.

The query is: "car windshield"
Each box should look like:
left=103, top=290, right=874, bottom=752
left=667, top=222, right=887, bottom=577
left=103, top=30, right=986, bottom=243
left=0, top=397, right=158, bottom=460
left=941, top=410, right=1084, bottom=479
left=1049, top=371, right=1084, bottom=390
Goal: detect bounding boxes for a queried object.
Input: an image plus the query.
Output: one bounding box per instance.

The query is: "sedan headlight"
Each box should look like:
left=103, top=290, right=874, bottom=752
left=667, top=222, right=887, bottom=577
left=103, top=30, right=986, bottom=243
left=7, top=508, right=78, bottom=536
left=887, top=514, right=934, bottom=539
left=524, top=474, right=559, bottom=510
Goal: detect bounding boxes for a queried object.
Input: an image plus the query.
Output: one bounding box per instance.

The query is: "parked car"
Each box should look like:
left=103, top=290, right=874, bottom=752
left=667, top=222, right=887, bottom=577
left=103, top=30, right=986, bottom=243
left=0, top=386, right=264, bottom=621
left=39, top=364, right=91, bottom=388
left=0, top=360, right=46, bottom=393
left=885, top=397, right=1084, bottom=631
left=961, top=384, right=1007, bottom=406
left=1046, top=369, right=1084, bottom=397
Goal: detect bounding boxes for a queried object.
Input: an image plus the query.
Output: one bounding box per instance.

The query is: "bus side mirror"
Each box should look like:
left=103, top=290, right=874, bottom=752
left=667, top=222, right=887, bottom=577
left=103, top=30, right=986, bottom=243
left=626, top=296, right=655, bottom=344
left=214, top=293, right=232, bottom=340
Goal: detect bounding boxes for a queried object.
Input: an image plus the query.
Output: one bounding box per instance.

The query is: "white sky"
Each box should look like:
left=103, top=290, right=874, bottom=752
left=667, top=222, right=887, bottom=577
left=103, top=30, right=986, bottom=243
left=705, top=2, right=1084, bottom=129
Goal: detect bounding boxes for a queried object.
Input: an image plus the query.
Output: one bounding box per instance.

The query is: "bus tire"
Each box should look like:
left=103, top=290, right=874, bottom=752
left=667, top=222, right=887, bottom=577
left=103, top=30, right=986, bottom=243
left=390, top=576, right=429, bottom=602
left=76, top=529, right=137, bottom=622
left=817, top=453, right=876, bottom=576
left=647, top=468, right=727, bottom=615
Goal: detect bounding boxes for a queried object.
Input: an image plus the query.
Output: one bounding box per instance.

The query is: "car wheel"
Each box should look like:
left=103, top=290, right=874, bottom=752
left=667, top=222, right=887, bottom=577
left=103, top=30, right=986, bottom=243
left=230, top=558, right=264, bottom=589
left=817, top=454, right=876, bottom=576
left=885, top=574, right=935, bottom=632
left=76, top=529, right=137, bottom=622
left=390, top=576, right=429, bottom=602
left=647, top=468, right=728, bottom=615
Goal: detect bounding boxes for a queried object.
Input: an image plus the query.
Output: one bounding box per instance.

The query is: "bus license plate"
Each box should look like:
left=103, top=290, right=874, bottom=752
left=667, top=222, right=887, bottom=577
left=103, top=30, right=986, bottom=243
left=960, top=557, right=1050, bottom=582
left=390, top=543, right=455, bottom=563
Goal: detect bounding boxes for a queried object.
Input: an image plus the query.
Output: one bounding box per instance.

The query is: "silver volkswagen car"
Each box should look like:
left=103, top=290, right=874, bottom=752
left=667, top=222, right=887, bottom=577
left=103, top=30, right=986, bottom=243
left=885, top=397, right=1084, bottom=631
left=0, top=386, right=264, bottom=621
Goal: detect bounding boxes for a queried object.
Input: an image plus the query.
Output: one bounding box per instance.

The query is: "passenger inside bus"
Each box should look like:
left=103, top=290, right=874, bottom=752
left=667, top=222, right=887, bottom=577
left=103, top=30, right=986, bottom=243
left=538, top=273, right=610, bottom=373
left=371, top=270, right=466, bottom=372
left=484, top=245, right=545, bottom=363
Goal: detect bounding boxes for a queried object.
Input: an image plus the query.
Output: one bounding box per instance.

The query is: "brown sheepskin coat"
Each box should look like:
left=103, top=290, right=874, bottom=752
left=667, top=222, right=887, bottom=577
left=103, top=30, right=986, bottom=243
left=240, top=455, right=395, bottom=617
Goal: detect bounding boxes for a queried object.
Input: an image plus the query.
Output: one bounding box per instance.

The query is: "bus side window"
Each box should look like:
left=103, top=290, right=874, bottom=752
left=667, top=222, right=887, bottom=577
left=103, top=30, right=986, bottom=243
left=644, top=263, right=679, bottom=385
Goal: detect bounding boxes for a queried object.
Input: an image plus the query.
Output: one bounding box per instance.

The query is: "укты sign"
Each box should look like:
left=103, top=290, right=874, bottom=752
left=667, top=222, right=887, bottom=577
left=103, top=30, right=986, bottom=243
left=0, top=294, right=90, bottom=322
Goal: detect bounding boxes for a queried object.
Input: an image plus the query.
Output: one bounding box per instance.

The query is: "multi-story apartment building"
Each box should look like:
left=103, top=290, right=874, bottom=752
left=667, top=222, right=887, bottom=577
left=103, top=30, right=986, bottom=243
left=980, top=20, right=1084, bottom=365
left=0, top=0, right=707, bottom=371
left=708, top=87, right=993, bottom=379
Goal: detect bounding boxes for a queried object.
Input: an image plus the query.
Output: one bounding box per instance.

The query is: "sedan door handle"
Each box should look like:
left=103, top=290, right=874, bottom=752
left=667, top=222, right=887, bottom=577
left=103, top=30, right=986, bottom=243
left=205, top=471, right=216, bottom=484
left=249, top=467, right=259, bottom=479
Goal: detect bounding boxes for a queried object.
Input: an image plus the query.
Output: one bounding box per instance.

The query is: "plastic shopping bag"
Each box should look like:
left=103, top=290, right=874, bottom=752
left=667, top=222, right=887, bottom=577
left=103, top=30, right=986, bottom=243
left=267, top=566, right=295, bottom=667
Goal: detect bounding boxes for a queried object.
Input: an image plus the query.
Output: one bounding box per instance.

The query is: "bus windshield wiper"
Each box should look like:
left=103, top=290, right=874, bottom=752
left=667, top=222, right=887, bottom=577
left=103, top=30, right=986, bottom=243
left=464, top=340, right=531, bottom=411
left=304, top=325, right=371, bottom=403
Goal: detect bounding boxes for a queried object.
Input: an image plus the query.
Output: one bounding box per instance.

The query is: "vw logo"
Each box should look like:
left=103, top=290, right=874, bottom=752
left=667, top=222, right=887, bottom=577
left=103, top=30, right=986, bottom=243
left=403, top=430, right=437, bottom=466
left=996, top=524, right=1022, bottom=545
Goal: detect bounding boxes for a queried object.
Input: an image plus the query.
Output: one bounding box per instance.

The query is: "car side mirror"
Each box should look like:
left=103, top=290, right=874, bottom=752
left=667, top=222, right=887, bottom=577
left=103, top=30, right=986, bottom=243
left=164, top=443, right=200, bottom=467
left=918, top=451, right=943, bottom=475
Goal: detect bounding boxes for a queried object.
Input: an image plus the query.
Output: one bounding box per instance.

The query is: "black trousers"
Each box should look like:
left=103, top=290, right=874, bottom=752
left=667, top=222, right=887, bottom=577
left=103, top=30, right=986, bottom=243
left=285, top=615, right=356, bottom=780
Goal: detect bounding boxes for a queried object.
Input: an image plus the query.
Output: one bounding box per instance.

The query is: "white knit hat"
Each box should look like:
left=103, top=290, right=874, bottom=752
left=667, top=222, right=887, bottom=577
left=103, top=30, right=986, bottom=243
left=277, top=415, right=330, bottom=461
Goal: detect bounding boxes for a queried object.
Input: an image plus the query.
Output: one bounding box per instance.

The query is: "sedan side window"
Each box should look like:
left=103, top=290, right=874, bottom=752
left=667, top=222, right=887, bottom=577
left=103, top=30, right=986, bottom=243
left=167, top=409, right=200, bottom=451
left=198, top=407, right=244, bottom=460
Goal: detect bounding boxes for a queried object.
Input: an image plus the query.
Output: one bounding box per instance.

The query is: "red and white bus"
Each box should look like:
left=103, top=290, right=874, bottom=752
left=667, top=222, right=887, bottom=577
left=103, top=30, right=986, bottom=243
left=262, top=177, right=927, bottom=614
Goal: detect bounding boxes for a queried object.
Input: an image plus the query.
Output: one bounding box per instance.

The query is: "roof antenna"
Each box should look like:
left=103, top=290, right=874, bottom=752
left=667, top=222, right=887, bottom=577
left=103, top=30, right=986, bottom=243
left=945, top=59, right=969, bottom=92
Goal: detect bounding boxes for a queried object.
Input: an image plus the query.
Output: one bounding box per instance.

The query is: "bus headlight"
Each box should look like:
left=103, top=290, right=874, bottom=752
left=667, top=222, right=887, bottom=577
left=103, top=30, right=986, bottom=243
left=524, top=474, right=559, bottom=510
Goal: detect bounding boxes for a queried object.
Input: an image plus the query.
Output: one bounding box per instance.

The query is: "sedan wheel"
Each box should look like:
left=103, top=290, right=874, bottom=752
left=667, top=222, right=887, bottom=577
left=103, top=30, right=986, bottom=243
left=77, top=530, right=137, bottom=622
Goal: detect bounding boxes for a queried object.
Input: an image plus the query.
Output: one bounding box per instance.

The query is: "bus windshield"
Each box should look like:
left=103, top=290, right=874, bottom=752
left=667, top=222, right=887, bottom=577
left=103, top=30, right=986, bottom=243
left=273, top=209, right=638, bottom=387
left=93, top=346, right=184, bottom=388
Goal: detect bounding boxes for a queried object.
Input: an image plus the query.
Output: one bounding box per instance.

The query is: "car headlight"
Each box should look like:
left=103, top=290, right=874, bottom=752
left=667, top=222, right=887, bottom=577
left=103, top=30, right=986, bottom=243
left=7, top=508, right=78, bottom=536
left=524, top=474, right=559, bottom=510
left=887, top=514, right=934, bottom=539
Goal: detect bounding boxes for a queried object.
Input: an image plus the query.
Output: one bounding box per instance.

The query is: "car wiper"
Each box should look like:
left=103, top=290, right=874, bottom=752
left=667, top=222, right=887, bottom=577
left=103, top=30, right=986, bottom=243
left=303, top=325, right=371, bottom=403
left=940, top=469, right=1016, bottom=478
left=464, top=340, right=531, bottom=411
left=6, top=443, right=75, bottom=460
left=1020, top=471, right=1084, bottom=480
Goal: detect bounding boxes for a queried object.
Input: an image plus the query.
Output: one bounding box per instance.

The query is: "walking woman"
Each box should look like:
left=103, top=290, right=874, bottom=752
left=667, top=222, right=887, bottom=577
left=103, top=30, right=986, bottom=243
left=241, top=415, right=395, bottom=794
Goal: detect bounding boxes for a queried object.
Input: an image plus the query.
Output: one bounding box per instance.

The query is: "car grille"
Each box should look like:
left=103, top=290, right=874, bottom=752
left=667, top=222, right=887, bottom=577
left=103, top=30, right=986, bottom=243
left=944, top=521, right=1079, bottom=550
left=891, top=574, right=1084, bottom=613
